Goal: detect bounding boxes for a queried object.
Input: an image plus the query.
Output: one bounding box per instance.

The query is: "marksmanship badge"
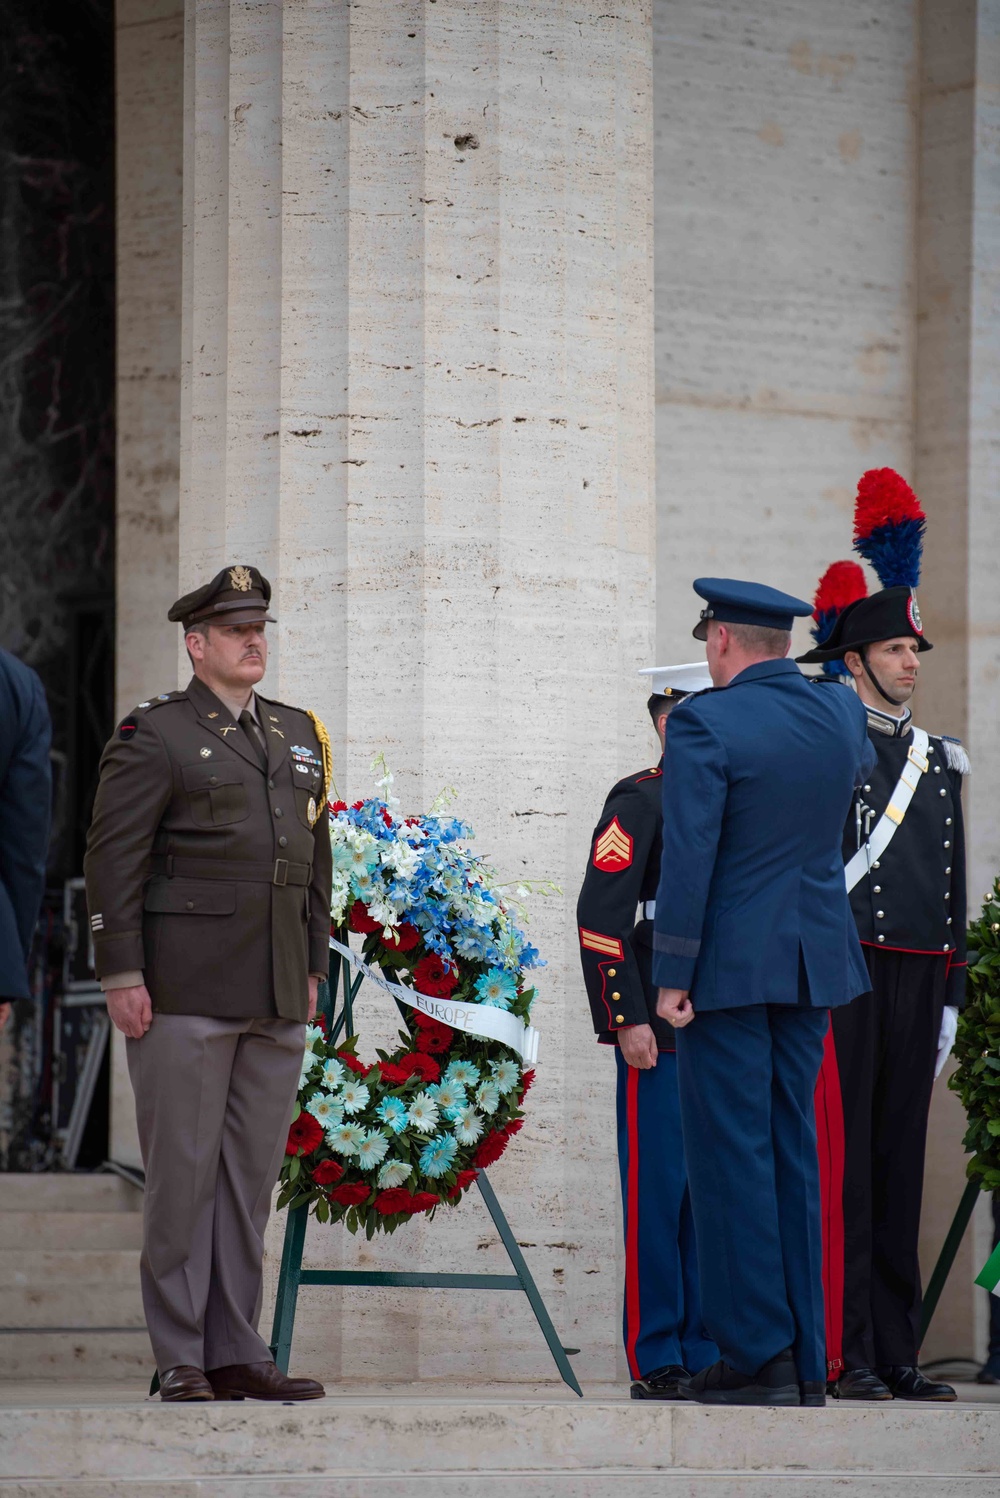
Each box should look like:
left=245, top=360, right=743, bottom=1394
left=307, top=796, right=318, bottom=827
left=229, top=565, right=253, bottom=592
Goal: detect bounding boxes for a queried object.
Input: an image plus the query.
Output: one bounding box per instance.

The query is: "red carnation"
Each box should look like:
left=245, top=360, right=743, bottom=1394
left=413, top=952, right=459, bottom=998
left=505, top=1118, right=523, bottom=1137
left=337, top=1050, right=371, bottom=1077
left=397, top=1051, right=441, bottom=1084
left=349, top=901, right=381, bottom=935
left=374, top=1187, right=417, bottom=1216
left=331, top=801, right=348, bottom=814
left=377, top=1058, right=409, bottom=1084
left=447, top=1168, right=479, bottom=1199
left=351, top=800, right=365, bottom=811
left=312, top=1159, right=345, bottom=1186
left=415, top=1017, right=453, bottom=1054
left=518, top=1069, right=535, bottom=1101
left=409, top=1191, right=440, bottom=1213
left=473, top=1129, right=511, bottom=1168
left=329, top=1180, right=371, bottom=1207
left=286, top=1113, right=324, bottom=1157
left=383, top=922, right=421, bottom=954
left=381, top=808, right=394, bottom=827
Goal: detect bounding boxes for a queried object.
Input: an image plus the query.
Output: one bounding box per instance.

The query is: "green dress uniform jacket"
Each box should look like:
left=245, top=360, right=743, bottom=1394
left=84, top=675, right=332, bottom=1022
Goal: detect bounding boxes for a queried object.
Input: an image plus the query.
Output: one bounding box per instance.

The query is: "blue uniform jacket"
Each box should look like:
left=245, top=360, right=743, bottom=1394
left=0, top=650, right=52, bottom=999
left=652, top=659, right=875, bottom=1011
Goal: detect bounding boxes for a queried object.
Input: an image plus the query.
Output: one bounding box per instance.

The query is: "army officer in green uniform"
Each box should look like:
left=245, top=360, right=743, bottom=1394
left=84, top=566, right=332, bottom=1403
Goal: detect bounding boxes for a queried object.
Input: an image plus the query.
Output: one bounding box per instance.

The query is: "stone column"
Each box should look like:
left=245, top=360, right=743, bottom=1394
left=172, top=0, right=653, bottom=1384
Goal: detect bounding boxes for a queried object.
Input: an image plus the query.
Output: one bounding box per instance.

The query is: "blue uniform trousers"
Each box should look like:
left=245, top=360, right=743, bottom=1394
left=675, top=1005, right=828, bottom=1383
left=615, top=1049, right=717, bottom=1378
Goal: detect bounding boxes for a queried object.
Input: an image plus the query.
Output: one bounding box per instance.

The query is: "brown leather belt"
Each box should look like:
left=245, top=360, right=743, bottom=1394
left=151, top=855, right=312, bottom=887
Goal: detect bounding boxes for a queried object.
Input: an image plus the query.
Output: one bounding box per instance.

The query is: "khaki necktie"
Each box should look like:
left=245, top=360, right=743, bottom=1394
left=238, top=709, right=268, bottom=771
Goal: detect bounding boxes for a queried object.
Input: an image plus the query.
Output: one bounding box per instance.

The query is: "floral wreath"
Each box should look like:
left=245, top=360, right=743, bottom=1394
left=277, top=767, right=545, bottom=1235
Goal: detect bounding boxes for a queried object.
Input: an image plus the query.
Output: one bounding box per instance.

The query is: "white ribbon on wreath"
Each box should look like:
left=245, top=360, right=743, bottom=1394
left=329, top=934, right=540, bottom=1064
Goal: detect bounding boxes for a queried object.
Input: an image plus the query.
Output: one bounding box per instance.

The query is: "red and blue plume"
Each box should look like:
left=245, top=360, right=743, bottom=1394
left=811, top=561, right=868, bottom=677
left=852, top=468, right=926, bottom=589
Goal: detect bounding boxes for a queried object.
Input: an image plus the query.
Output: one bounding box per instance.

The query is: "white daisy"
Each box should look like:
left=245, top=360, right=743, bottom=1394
left=407, top=1091, right=440, bottom=1134
left=304, top=1023, right=325, bottom=1051
left=327, top=1122, right=366, bottom=1155
left=452, top=1105, right=484, bottom=1146
left=444, top=1060, right=481, bottom=1088
left=430, top=1080, right=466, bottom=1114
left=305, top=1093, right=343, bottom=1128
left=474, top=1081, right=501, bottom=1115
left=356, top=1130, right=391, bottom=1168
left=321, top=1057, right=347, bottom=1091
left=490, top=1059, right=521, bottom=1095
left=299, top=1048, right=322, bottom=1087
left=339, top=1080, right=370, bottom=1114
left=376, top=1159, right=413, bottom=1189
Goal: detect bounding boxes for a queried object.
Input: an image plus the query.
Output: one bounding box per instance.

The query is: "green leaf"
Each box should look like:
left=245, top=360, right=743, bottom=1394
left=288, top=1155, right=301, bottom=1181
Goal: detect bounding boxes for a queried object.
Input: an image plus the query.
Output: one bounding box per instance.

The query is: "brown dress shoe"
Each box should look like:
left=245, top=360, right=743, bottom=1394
left=159, top=1365, right=214, bottom=1402
left=207, top=1360, right=325, bottom=1402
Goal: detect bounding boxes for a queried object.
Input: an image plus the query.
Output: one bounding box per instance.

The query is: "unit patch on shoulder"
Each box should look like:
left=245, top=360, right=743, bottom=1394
left=593, top=816, right=634, bottom=872
left=579, top=928, right=624, bottom=960
left=119, top=717, right=138, bottom=741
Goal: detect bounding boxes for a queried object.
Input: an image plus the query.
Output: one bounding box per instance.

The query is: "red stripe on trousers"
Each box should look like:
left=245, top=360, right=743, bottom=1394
left=625, top=1065, right=642, bottom=1378
left=814, top=1019, right=846, bottom=1376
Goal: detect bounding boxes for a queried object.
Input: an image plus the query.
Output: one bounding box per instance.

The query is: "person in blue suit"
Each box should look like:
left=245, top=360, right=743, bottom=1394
left=654, top=579, right=875, bottom=1407
left=0, top=649, right=52, bottom=1030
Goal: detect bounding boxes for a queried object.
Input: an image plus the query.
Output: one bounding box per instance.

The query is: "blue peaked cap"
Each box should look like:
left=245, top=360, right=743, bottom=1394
left=692, top=577, right=813, bottom=641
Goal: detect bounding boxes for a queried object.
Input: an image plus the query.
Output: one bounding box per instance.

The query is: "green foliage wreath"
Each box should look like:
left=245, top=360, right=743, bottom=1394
left=949, top=879, right=1000, bottom=1190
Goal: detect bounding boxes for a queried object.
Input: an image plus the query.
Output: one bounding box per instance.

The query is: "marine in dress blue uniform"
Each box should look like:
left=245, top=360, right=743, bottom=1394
left=577, top=663, right=717, bottom=1400
left=653, top=580, right=876, bottom=1407
left=0, top=649, right=52, bottom=1013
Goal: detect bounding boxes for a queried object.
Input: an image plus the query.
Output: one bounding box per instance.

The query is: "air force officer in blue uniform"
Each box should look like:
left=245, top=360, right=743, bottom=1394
left=654, top=580, right=876, bottom=1407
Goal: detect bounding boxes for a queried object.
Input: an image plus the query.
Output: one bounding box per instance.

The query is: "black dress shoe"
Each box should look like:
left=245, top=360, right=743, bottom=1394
left=680, top=1348, right=800, bottom=1407
left=159, top=1365, right=214, bottom=1402
left=977, top=1364, right=1000, bottom=1385
left=799, top=1380, right=826, bottom=1407
left=207, top=1359, right=325, bottom=1402
left=877, top=1365, right=956, bottom=1402
left=829, top=1368, right=893, bottom=1400
left=630, top=1364, right=691, bottom=1400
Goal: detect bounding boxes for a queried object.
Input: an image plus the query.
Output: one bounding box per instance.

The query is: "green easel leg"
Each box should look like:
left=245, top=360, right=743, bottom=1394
left=271, top=1202, right=309, bottom=1372
left=476, top=1172, right=583, bottom=1397
left=919, top=1179, right=981, bottom=1345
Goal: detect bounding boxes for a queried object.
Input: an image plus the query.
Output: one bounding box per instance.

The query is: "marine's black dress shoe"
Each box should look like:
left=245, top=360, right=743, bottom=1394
left=680, top=1348, right=800, bottom=1407
left=630, top=1364, right=691, bottom=1400
left=799, top=1380, right=826, bottom=1408
left=159, top=1365, right=214, bottom=1402
left=207, top=1359, right=324, bottom=1401
left=877, top=1365, right=956, bottom=1402
left=828, top=1367, right=893, bottom=1400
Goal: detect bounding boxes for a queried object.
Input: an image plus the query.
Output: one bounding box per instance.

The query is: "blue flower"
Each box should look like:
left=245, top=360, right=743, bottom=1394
left=419, top=1133, right=459, bottom=1178
left=474, top=969, right=518, bottom=1010
left=376, top=1097, right=408, bottom=1134
left=427, top=1080, right=466, bottom=1114
left=444, top=1059, right=481, bottom=1088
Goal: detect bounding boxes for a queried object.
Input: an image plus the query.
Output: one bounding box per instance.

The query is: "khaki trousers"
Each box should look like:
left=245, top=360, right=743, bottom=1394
left=126, top=1014, right=304, bottom=1374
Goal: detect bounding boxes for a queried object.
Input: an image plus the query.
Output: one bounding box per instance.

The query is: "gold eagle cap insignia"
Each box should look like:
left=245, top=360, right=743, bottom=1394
left=229, top=565, right=253, bottom=592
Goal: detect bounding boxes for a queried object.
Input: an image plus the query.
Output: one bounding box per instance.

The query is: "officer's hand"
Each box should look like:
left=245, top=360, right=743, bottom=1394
left=657, top=988, right=694, bottom=1029
left=618, top=1023, right=658, bottom=1069
left=0, top=1002, right=10, bottom=1033
left=307, top=975, right=320, bottom=1021
left=106, top=985, right=153, bottom=1039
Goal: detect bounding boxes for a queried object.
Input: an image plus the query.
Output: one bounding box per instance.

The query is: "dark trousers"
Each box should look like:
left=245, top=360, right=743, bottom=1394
left=829, top=947, right=946, bottom=1370
left=676, top=1004, right=829, bottom=1383
left=615, top=1049, right=717, bottom=1378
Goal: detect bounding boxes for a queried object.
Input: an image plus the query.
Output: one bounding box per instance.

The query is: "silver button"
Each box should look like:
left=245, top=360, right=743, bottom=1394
left=278, top=835, right=288, bottom=848
left=945, top=892, right=950, bottom=900
left=878, top=935, right=885, bottom=943
left=874, top=885, right=881, bottom=894
left=944, top=840, right=951, bottom=849
left=185, top=900, right=194, bottom=910
left=873, top=861, right=881, bottom=870
left=274, top=807, right=283, bottom=818
left=944, top=943, right=951, bottom=951
left=864, top=784, right=871, bottom=793
left=934, top=765, right=941, bottom=774
left=945, top=817, right=953, bottom=826
left=268, top=779, right=275, bottom=789
left=940, top=788, right=947, bottom=797
left=876, top=910, right=885, bottom=919
left=927, top=745, right=934, bottom=753
left=947, top=917, right=953, bottom=925
left=945, top=867, right=951, bottom=875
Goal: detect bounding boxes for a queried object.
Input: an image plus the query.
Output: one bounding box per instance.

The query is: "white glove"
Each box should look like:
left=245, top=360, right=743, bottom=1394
left=934, top=1006, right=959, bottom=1080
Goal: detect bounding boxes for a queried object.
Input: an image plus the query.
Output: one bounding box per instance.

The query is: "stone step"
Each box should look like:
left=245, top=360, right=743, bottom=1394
left=1, top=1398, right=998, bottom=1485
left=0, top=1277, right=145, bottom=1328
left=0, top=1329, right=153, bottom=1380
left=0, top=1211, right=143, bottom=1251
left=0, top=1174, right=143, bottom=1213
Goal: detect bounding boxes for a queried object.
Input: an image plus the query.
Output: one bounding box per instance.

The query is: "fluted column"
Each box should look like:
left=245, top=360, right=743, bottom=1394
left=170, top=0, right=653, bottom=1383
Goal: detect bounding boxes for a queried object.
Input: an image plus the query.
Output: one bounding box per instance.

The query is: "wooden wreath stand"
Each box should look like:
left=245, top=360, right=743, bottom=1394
left=269, top=943, right=583, bottom=1396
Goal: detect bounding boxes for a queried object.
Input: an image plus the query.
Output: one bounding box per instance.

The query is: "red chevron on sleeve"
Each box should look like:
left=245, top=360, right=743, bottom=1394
left=593, top=816, right=633, bottom=872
